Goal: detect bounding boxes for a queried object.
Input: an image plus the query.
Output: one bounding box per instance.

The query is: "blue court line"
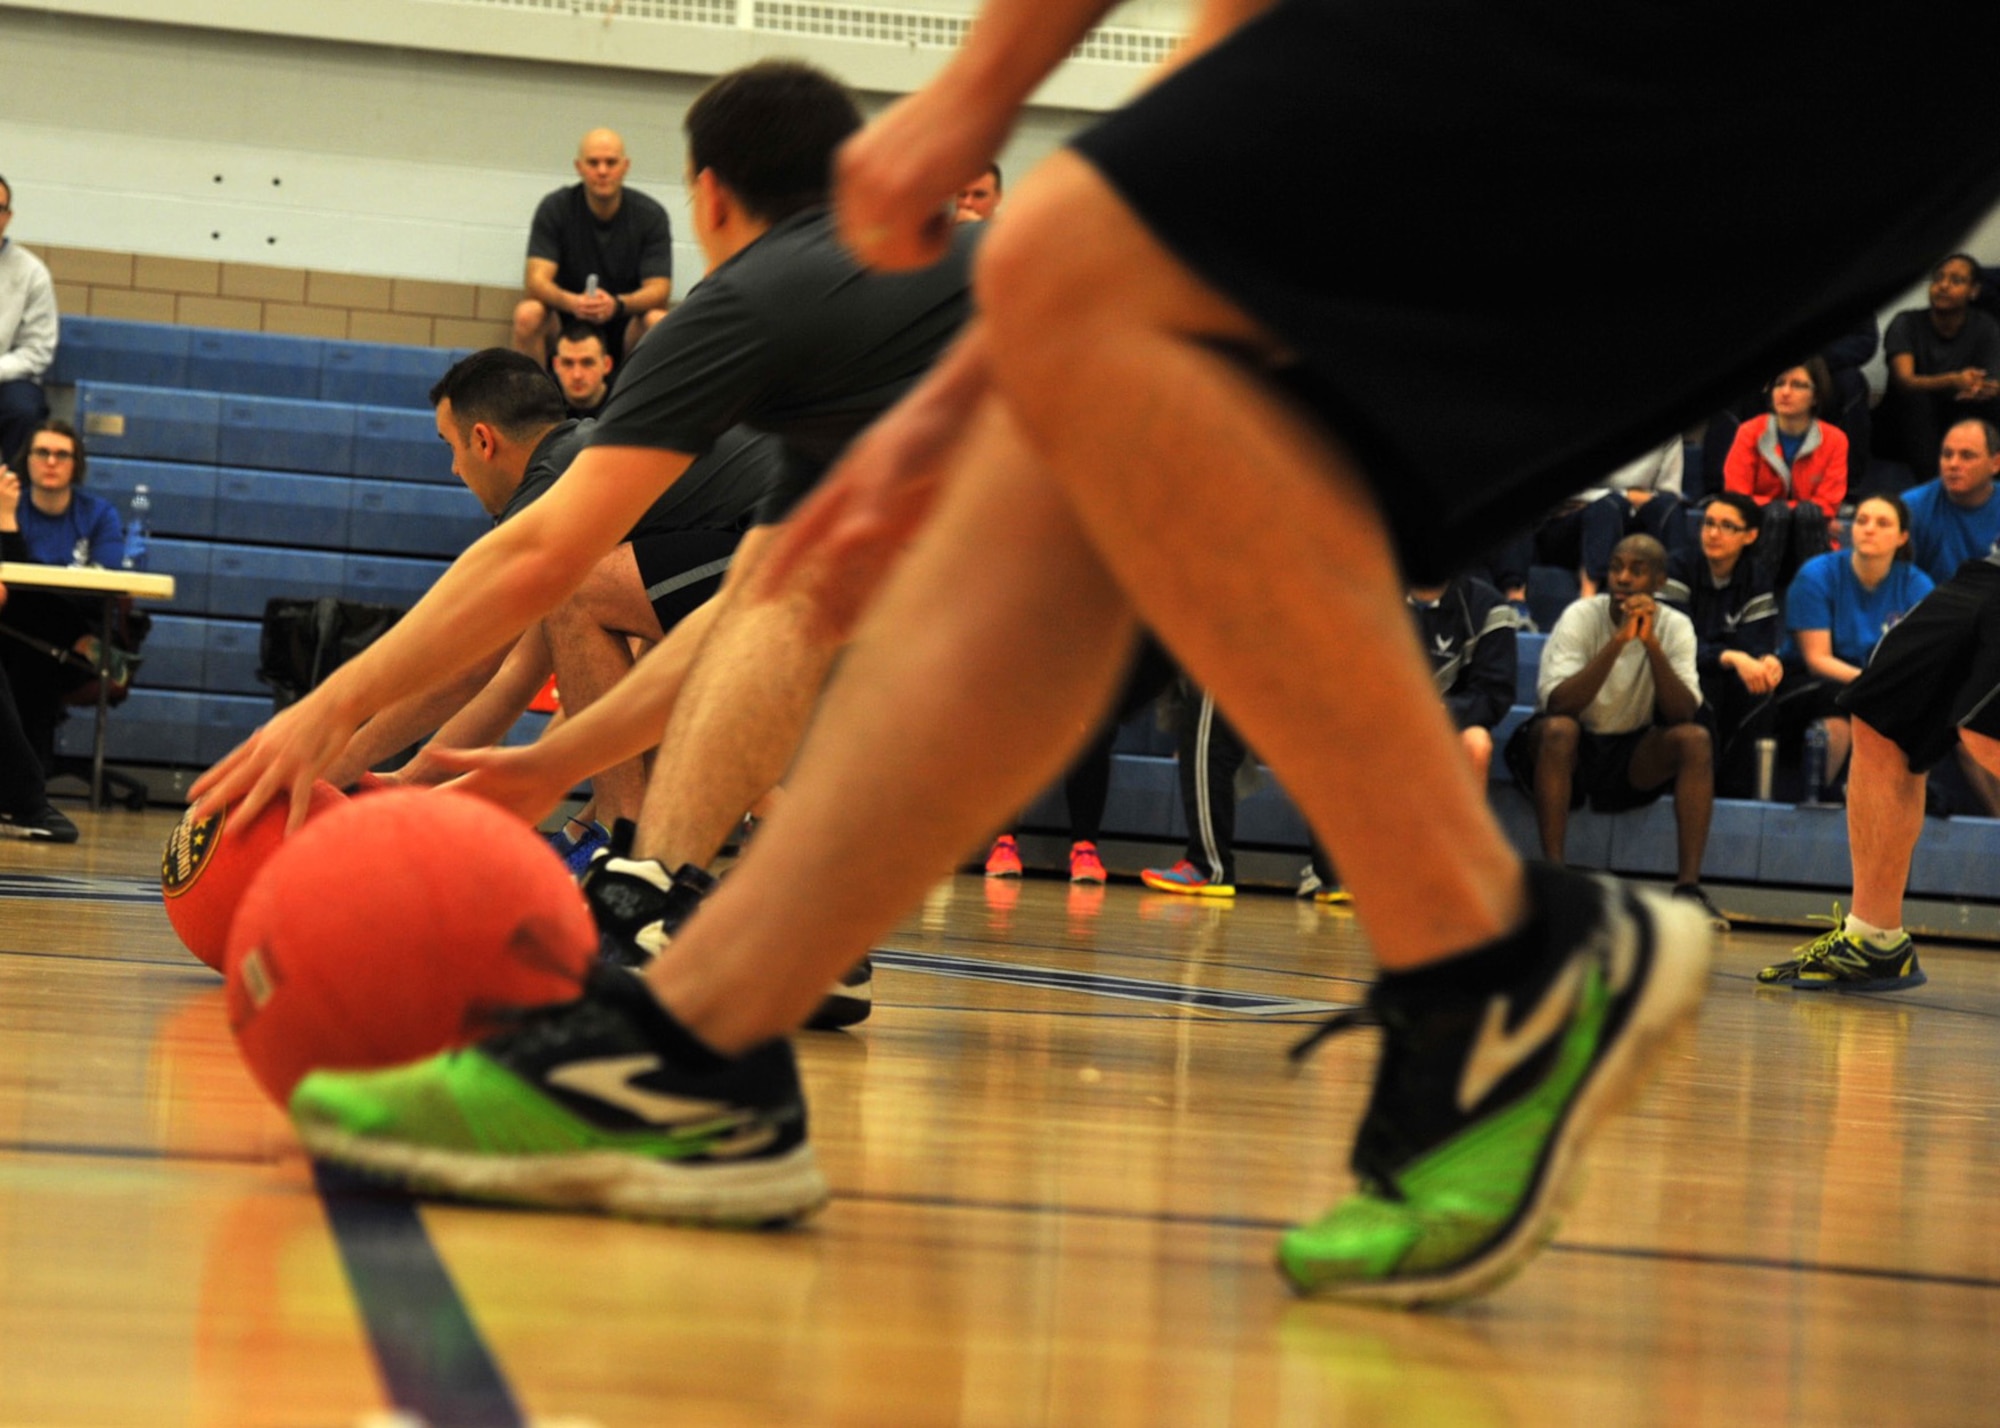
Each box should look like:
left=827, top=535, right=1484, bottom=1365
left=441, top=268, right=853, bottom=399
left=0, top=872, right=162, bottom=904
left=313, top=1165, right=526, bottom=1428
left=870, top=948, right=1345, bottom=1015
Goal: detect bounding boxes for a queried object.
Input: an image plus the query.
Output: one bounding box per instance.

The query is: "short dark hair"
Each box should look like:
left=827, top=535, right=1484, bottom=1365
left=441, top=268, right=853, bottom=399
left=1704, top=491, right=1760, bottom=535
left=1944, top=416, right=2000, bottom=458
left=0, top=173, right=11, bottom=207
left=556, top=321, right=609, bottom=353
left=685, top=61, right=862, bottom=224
left=1935, top=252, right=1984, bottom=287
left=429, top=349, right=567, bottom=440
left=16, top=419, right=85, bottom=484
left=983, top=162, right=1003, bottom=190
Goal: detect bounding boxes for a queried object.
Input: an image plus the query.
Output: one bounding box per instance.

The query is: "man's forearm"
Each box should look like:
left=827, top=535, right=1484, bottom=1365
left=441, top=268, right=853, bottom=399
left=622, top=278, right=672, bottom=315
left=1544, top=640, right=1626, bottom=718
left=1647, top=648, right=1701, bottom=724
left=431, top=623, right=556, bottom=752
left=327, top=645, right=510, bottom=784
left=508, top=594, right=718, bottom=792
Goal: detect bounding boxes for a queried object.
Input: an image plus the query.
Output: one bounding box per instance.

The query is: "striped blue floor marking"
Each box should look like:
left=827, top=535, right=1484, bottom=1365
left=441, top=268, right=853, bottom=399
left=0, top=872, right=161, bottom=904
left=314, top=1165, right=526, bottom=1428
left=872, top=948, right=1345, bottom=1015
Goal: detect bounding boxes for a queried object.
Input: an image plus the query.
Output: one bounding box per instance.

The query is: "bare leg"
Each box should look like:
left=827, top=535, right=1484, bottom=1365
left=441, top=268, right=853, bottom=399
left=1527, top=718, right=1580, bottom=864
left=545, top=545, right=665, bottom=826
left=1824, top=714, right=1853, bottom=786
left=512, top=301, right=557, bottom=360
left=1964, top=728, right=2000, bottom=780
left=648, top=401, right=1132, bottom=1046
left=1458, top=726, right=1494, bottom=784
left=1847, top=717, right=1926, bottom=930
left=976, top=154, right=1524, bottom=968
left=1955, top=743, right=2000, bottom=815
left=1628, top=724, right=1713, bottom=885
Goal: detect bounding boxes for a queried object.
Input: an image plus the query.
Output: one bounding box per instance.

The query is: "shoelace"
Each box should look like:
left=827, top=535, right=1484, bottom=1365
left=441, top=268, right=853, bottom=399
left=1287, top=1006, right=1380, bottom=1063
left=1781, top=903, right=1852, bottom=969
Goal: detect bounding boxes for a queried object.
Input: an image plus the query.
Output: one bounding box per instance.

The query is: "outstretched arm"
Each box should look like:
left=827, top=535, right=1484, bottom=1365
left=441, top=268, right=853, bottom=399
left=190, top=444, right=686, bottom=829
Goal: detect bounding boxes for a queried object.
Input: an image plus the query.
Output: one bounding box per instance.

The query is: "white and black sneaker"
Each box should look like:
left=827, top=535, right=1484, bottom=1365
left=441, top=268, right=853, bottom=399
left=0, top=803, right=79, bottom=844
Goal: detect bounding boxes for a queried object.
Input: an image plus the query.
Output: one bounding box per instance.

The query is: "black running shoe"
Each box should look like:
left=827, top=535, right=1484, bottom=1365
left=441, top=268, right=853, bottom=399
left=0, top=803, right=79, bottom=844
left=806, top=956, right=874, bottom=1031
left=290, top=964, right=827, bottom=1224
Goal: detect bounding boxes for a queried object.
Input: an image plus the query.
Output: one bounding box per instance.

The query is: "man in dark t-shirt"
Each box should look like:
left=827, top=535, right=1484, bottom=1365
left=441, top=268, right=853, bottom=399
left=512, top=128, right=673, bottom=364
left=1884, top=253, right=2000, bottom=477
left=322, top=350, right=781, bottom=810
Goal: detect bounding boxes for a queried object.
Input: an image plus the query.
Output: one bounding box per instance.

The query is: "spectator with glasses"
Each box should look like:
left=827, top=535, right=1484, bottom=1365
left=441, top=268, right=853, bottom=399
left=1662, top=491, right=1783, bottom=795
left=1724, top=359, right=1846, bottom=589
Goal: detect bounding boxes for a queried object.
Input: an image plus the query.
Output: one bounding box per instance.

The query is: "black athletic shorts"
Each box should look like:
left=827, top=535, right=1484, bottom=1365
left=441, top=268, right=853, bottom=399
left=1069, top=0, right=2000, bottom=581
left=1839, top=560, right=2000, bottom=773
left=630, top=530, right=742, bottom=632
left=1505, top=715, right=1670, bottom=814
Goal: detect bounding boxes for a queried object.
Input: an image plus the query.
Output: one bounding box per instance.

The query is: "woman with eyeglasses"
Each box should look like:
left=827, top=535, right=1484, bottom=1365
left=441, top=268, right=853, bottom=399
left=0, top=419, right=126, bottom=820
left=1723, top=357, right=1847, bottom=589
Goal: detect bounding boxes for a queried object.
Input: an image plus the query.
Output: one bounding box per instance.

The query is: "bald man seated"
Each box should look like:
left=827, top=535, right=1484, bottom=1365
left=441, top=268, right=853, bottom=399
left=513, top=127, right=674, bottom=363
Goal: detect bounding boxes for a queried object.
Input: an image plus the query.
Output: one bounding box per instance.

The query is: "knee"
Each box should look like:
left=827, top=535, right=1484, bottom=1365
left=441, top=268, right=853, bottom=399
left=1536, top=717, right=1581, bottom=764
left=1667, top=722, right=1713, bottom=768
left=1461, top=725, right=1493, bottom=778
left=975, top=155, right=1125, bottom=367
left=512, top=300, right=549, bottom=340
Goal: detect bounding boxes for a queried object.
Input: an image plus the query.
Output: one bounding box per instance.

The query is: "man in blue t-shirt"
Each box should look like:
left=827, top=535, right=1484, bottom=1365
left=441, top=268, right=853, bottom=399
left=1905, top=418, right=2000, bottom=582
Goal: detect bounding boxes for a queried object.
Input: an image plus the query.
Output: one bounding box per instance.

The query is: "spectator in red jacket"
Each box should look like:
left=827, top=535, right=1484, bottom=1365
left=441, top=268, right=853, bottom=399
left=1724, top=357, right=1846, bottom=587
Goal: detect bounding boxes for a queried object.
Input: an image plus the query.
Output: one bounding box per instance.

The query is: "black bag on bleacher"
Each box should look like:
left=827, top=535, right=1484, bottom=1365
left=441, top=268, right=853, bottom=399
left=256, top=597, right=404, bottom=712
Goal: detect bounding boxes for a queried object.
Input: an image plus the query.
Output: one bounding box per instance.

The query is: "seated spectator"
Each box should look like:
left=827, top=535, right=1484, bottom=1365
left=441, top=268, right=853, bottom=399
left=1781, top=494, right=1934, bottom=792
left=1724, top=358, right=1845, bottom=589
left=955, top=164, right=1003, bottom=224
left=1661, top=492, right=1783, bottom=796
left=0, top=559, right=76, bottom=843
left=1904, top=417, right=2000, bottom=584
left=1504, top=535, right=1724, bottom=925
left=1576, top=436, right=1689, bottom=598
left=512, top=129, right=672, bottom=364
left=1883, top=253, right=2000, bottom=479
left=551, top=322, right=616, bottom=419
left=0, top=420, right=126, bottom=769
left=1303, top=573, right=1521, bottom=899
left=0, top=175, right=56, bottom=470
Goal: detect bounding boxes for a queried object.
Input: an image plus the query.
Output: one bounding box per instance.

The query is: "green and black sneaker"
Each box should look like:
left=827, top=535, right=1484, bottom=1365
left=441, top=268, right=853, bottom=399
left=290, top=964, right=827, bottom=1226
left=1278, top=866, right=1712, bottom=1307
left=1756, top=905, right=1924, bottom=992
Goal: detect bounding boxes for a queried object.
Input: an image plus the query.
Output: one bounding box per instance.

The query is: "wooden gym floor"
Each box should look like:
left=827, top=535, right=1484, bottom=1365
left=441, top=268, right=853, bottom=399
left=3, top=807, right=1998, bottom=1427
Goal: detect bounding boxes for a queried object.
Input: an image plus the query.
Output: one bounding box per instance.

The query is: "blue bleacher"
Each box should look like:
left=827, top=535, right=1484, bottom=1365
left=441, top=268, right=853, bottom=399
left=44, top=316, right=2000, bottom=905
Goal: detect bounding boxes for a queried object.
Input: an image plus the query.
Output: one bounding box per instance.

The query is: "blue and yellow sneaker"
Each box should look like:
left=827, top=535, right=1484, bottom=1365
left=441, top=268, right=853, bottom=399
left=291, top=964, right=827, bottom=1225
left=548, top=816, right=612, bottom=877
left=1278, top=866, right=1711, bottom=1307
left=1755, top=905, right=1924, bottom=992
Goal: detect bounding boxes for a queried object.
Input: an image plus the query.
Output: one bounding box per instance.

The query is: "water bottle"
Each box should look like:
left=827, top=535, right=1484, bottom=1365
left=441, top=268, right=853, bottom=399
left=584, top=273, right=600, bottom=298
left=122, top=484, right=151, bottom=571
left=1801, top=721, right=1827, bottom=805
left=1755, top=737, right=1778, bottom=802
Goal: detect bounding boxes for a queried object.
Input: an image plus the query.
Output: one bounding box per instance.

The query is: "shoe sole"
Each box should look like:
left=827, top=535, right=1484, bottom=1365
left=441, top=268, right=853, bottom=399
left=1763, top=969, right=1927, bottom=993
left=1070, top=871, right=1107, bottom=885
left=297, top=1126, right=830, bottom=1227
left=1291, top=883, right=1713, bottom=1308
left=1139, top=875, right=1235, bottom=897
left=806, top=971, right=874, bottom=1030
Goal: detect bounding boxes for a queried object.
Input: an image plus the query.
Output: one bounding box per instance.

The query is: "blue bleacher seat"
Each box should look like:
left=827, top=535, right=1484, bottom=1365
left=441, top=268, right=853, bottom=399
left=348, top=480, right=486, bottom=557
left=50, top=317, right=190, bottom=388
left=187, top=330, right=324, bottom=401
left=206, top=545, right=346, bottom=619
left=218, top=395, right=356, bottom=476
left=76, top=383, right=220, bottom=464
left=85, top=459, right=220, bottom=540
left=321, top=342, right=456, bottom=410
left=54, top=689, right=202, bottom=765
left=147, top=539, right=213, bottom=614
left=344, top=554, right=448, bottom=609
left=200, top=619, right=268, bottom=697
left=352, top=405, right=454, bottom=484
left=136, top=615, right=207, bottom=692
left=212, top=468, right=350, bottom=549
left=195, top=694, right=268, bottom=764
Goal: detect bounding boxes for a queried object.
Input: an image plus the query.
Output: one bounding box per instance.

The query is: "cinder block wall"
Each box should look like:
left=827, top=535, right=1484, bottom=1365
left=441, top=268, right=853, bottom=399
left=40, top=246, right=516, bottom=350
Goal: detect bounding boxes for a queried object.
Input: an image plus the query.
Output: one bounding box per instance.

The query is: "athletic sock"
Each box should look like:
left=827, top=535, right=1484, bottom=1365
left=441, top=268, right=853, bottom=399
left=1371, top=864, right=1570, bottom=1002
left=1843, top=913, right=1906, bottom=951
